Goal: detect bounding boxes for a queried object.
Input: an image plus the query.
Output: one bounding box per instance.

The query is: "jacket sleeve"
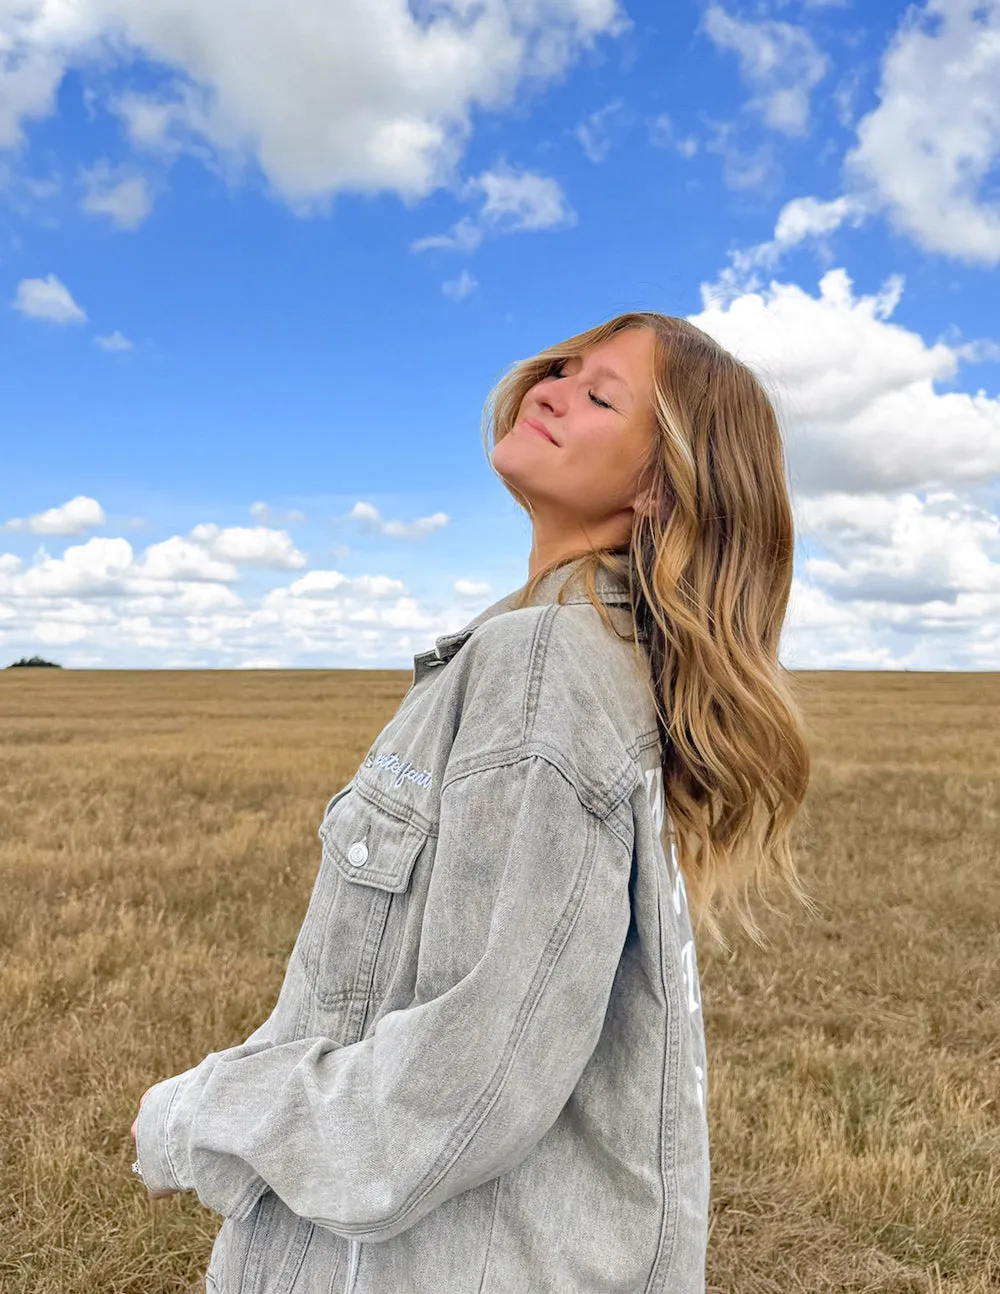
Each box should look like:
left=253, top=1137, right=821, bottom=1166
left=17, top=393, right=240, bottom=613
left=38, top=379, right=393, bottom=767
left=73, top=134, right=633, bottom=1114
left=135, top=752, right=633, bottom=1241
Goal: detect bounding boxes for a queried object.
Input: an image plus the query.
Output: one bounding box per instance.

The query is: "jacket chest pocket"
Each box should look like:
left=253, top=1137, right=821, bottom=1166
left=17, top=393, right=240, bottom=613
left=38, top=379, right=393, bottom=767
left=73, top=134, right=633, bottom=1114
left=295, top=783, right=430, bottom=1038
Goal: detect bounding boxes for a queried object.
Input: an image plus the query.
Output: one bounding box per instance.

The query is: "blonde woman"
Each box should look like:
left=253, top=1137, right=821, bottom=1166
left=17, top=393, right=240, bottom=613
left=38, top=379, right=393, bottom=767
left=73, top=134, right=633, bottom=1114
left=132, top=312, right=812, bottom=1293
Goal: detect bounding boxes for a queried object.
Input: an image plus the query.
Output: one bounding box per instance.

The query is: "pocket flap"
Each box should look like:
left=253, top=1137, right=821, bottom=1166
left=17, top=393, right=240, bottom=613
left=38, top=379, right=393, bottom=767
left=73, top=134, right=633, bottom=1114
left=318, top=790, right=428, bottom=892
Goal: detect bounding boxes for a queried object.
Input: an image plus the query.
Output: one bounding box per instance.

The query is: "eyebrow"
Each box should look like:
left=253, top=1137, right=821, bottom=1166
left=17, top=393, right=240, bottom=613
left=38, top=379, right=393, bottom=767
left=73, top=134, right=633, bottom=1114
left=588, top=363, right=632, bottom=400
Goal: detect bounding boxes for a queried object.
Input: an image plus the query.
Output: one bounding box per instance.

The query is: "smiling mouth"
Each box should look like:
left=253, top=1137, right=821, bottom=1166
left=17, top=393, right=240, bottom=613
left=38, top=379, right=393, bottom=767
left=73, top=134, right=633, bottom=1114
left=522, top=418, right=558, bottom=445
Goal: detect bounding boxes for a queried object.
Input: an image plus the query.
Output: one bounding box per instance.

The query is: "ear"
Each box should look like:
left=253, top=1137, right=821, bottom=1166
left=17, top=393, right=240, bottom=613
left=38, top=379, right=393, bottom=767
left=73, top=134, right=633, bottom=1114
left=631, top=479, right=657, bottom=519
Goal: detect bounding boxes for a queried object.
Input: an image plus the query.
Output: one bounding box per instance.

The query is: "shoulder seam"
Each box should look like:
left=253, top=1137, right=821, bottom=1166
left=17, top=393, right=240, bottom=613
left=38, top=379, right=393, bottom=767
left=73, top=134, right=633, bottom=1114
left=523, top=603, right=558, bottom=746
left=440, top=748, right=635, bottom=855
left=437, top=740, right=631, bottom=848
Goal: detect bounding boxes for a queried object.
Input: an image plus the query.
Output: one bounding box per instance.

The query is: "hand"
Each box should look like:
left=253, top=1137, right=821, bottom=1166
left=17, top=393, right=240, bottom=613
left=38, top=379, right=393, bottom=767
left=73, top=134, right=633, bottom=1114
left=131, top=1085, right=182, bottom=1199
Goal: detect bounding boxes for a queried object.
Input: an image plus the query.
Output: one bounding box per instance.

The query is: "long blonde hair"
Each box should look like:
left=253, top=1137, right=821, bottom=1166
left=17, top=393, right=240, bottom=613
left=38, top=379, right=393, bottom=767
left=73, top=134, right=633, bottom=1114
left=481, top=311, right=816, bottom=953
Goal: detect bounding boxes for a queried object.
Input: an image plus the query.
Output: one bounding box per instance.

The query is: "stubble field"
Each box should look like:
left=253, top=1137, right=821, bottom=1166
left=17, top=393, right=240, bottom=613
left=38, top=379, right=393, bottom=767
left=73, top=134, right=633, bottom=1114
left=0, top=667, right=998, bottom=1293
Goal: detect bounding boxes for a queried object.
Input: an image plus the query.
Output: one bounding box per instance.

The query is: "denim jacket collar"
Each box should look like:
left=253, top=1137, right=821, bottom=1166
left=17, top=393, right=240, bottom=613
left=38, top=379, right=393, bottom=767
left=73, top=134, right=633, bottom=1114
left=425, top=557, right=633, bottom=670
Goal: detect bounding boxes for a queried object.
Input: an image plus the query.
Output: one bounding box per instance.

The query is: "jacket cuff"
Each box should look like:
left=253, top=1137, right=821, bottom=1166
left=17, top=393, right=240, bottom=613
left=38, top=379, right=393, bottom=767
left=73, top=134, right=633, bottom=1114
left=135, top=1052, right=272, bottom=1220
left=135, top=1072, right=187, bottom=1194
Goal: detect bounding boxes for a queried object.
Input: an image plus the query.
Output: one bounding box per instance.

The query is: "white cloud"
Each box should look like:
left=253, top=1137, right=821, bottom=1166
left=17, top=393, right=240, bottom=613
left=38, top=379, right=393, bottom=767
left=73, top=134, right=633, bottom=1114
left=690, top=268, right=1000, bottom=495
left=412, top=163, right=575, bottom=254
left=0, top=31, right=63, bottom=149
left=0, top=534, right=248, bottom=660
left=94, top=330, right=133, bottom=351
left=188, top=523, right=307, bottom=568
left=1, top=496, right=106, bottom=535
left=11, top=274, right=87, bottom=324
left=704, top=194, right=870, bottom=300
left=1, top=518, right=998, bottom=667
left=283, top=570, right=406, bottom=600
left=6, top=537, right=138, bottom=597
left=702, top=6, right=828, bottom=137
left=442, top=268, right=478, bottom=299
left=844, top=0, right=1000, bottom=264
left=703, top=120, right=778, bottom=191
left=0, top=0, right=626, bottom=211
left=79, top=160, right=153, bottom=229
left=469, top=163, right=574, bottom=232
left=345, top=501, right=449, bottom=539
left=647, top=113, right=698, bottom=157
left=716, top=0, right=1000, bottom=278
left=252, top=570, right=440, bottom=658
left=248, top=501, right=307, bottom=525
left=799, top=491, right=1000, bottom=603
left=410, top=216, right=484, bottom=254
left=773, top=194, right=866, bottom=247
left=575, top=98, right=628, bottom=163
left=780, top=489, right=1000, bottom=670
left=138, top=536, right=239, bottom=583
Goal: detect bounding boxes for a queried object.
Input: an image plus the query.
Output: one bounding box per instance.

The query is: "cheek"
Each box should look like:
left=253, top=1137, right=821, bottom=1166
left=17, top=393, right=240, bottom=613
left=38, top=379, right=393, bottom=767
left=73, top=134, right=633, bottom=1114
left=568, top=423, right=637, bottom=483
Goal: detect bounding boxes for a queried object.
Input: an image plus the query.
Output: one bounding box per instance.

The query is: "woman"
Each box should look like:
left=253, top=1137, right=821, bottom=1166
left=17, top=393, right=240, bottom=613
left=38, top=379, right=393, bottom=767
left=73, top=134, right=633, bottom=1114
left=131, top=311, right=812, bottom=1293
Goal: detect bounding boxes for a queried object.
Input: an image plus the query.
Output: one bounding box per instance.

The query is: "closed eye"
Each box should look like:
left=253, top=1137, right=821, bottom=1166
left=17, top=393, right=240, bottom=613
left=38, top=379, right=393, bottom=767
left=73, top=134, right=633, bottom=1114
left=548, top=360, right=615, bottom=411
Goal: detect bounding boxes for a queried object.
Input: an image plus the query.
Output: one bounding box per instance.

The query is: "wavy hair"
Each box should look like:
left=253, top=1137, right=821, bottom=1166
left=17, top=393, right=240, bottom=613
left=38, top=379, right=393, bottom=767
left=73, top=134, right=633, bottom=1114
left=481, top=311, right=817, bottom=953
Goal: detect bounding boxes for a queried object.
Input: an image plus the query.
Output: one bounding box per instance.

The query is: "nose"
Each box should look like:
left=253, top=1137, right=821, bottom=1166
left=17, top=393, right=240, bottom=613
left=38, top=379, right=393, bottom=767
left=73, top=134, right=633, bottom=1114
left=537, top=381, right=567, bottom=417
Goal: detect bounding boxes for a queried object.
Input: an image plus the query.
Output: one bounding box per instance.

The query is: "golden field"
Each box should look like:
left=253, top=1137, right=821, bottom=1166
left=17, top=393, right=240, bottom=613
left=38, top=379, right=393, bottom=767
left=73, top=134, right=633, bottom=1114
left=1, top=667, right=997, bottom=1293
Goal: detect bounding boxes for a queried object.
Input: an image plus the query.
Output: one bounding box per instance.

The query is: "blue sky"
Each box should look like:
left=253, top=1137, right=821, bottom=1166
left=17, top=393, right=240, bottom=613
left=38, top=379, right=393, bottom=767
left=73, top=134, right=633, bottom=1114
left=2, top=0, right=999, bottom=668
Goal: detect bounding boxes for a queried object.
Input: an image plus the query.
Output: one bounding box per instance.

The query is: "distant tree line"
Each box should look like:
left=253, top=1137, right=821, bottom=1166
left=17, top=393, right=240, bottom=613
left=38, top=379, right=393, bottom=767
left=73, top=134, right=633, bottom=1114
left=5, top=656, right=62, bottom=669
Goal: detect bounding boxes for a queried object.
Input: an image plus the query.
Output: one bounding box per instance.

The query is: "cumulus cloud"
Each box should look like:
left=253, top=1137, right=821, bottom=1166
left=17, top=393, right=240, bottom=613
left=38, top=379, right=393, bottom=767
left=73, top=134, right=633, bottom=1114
left=799, top=491, right=1000, bottom=605
left=0, top=534, right=468, bottom=666
left=0, top=535, right=244, bottom=653
left=8, top=537, right=141, bottom=597
left=11, top=274, right=87, bottom=324
left=188, top=523, right=307, bottom=568
left=0, top=0, right=626, bottom=211
left=410, top=216, right=484, bottom=254
left=470, top=163, right=575, bottom=232
left=647, top=112, right=698, bottom=158
left=1, top=496, right=106, bottom=535
left=137, top=536, right=239, bottom=583
left=254, top=569, right=440, bottom=655
left=79, top=160, right=154, bottom=229
left=345, top=501, right=449, bottom=539
left=689, top=266, right=1000, bottom=668
left=575, top=98, right=629, bottom=162
left=248, top=501, right=306, bottom=525
left=690, top=268, right=1000, bottom=495
left=94, top=330, right=133, bottom=351
left=715, top=0, right=1000, bottom=280
left=411, top=163, right=575, bottom=253
left=279, top=570, right=406, bottom=600
left=701, top=195, right=869, bottom=302
left=783, top=513, right=1000, bottom=669
left=702, top=120, right=779, bottom=192
left=844, top=0, right=1000, bottom=264
left=442, top=269, right=477, bottom=299
left=702, top=7, right=828, bottom=137
left=1, top=515, right=998, bottom=666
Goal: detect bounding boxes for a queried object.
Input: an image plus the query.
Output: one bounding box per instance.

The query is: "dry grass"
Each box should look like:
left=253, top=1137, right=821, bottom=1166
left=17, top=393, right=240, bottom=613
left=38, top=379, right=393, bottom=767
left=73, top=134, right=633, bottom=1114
left=1, top=668, right=997, bottom=1293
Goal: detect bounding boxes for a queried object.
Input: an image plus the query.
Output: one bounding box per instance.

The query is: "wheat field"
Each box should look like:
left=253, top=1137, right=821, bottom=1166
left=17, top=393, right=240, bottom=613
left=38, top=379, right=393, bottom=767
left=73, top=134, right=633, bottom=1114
left=1, top=667, right=997, bottom=1293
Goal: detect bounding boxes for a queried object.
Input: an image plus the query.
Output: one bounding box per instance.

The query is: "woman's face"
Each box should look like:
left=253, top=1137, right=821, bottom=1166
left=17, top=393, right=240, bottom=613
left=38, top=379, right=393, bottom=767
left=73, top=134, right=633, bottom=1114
left=492, top=326, right=658, bottom=541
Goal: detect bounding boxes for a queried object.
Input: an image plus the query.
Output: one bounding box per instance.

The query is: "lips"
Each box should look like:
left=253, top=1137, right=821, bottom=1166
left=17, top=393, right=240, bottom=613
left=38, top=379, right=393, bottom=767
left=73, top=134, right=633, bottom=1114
left=523, top=417, right=558, bottom=445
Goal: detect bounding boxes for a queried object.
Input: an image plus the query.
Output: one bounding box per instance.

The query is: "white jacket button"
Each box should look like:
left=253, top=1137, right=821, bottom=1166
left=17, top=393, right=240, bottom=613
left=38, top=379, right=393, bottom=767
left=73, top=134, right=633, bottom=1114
left=347, top=840, right=369, bottom=866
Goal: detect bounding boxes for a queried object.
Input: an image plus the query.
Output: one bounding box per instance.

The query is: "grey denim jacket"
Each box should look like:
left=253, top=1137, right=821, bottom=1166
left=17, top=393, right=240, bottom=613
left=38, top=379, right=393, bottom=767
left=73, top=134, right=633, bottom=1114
left=135, top=556, right=711, bottom=1293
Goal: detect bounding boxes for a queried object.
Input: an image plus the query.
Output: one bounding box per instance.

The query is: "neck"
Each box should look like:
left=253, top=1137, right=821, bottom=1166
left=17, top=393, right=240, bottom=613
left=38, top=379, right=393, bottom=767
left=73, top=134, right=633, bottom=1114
left=527, top=511, right=632, bottom=583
